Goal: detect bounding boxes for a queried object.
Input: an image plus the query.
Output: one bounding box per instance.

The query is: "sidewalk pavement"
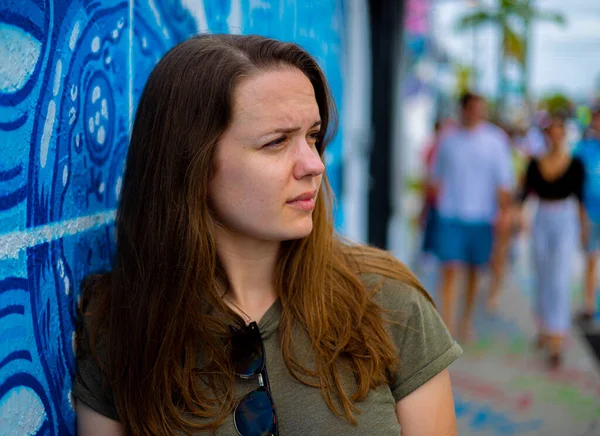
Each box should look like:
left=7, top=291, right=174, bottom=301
left=413, top=235, right=600, bottom=436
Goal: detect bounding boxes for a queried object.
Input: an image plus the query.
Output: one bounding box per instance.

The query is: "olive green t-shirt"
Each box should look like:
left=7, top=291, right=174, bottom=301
left=73, top=273, right=462, bottom=434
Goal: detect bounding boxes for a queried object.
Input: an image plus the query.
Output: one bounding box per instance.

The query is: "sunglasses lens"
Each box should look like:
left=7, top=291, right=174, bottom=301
left=231, top=323, right=264, bottom=377
left=234, top=387, right=277, bottom=436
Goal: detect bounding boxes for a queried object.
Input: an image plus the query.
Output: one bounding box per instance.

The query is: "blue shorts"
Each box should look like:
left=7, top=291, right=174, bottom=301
left=586, top=221, right=600, bottom=253
left=436, top=218, right=494, bottom=267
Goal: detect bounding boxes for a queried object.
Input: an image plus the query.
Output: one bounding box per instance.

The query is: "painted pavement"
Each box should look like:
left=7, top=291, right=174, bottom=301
left=416, top=235, right=600, bottom=436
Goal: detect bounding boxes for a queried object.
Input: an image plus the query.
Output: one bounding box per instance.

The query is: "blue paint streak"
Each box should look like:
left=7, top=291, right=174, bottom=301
left=0, top=165, right=23, bottom=182
left=0, top=185, right=27, bottom=211
left=0, top=277, right=28, bottom=293
left=0, top=350, right=32, bottom=370
left=0, top=305, right=25, bottom=318
left=0, top=114, right=28, bottom=131
left=0, top=9, right=44, bottom=41
left=455, top=395, right=543, bottom=435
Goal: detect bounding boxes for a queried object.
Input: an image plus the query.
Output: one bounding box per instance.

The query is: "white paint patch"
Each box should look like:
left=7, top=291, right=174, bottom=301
left=57, top=259, right=64, bottom=277
left=0, top=24, right=42, bottom=94
left=101, top=99, right=108, bottom=118
left=63, top=164, right=69, bottom=186
left=142, top=36, right=148, bottom=49
left=0, top=210, right=117, bottom=259
left=68, top=107, right=76, bottom=126
left=53, top=60, right=62, bottom=96
left=116, top=176, right=122, bottom=200
left=148, top=0, right=162, bottom=27
left=249, top=0, right=270, bottom=11
left=75, top=133, right=80, bottom=148
left=181, top=0, right=209, bottom=32
left=228, top=0, right=242, bottom=34
left=69, top=21, right=81, bottom=51
left=97, top=126, right=106, bottom=145
left=40, top=101, right=56, bottom=169
left=112, top=29, right=119, bottom=39
left=88, top=117, right=95, bottom=134
left=118, top=17, right=125, bottom=29
left=70, top=84, right=78, bottom=101
left=95, top=111, right=100, bottom=126
left=64, top=275, right=70, bottom=295
left=105, top=55, right=111, bottom=65
left=98, top=182, right=105, bottom=194
left=0, top=387, right=46, bottom=435
left=92, top=85, right=101, bottom=103
left=91, top=36, right=101, bottom=53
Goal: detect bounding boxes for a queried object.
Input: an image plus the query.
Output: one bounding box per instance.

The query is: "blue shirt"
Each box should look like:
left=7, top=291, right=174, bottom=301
left=574, top=136, right=600, bottom=222
left=433, top=122, right=514, bottom=223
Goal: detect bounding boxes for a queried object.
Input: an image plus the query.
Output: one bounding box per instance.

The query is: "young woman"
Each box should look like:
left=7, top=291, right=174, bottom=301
left=73, top=34, right=461, bottom=435
left=520, top=112, right=587, bottom=369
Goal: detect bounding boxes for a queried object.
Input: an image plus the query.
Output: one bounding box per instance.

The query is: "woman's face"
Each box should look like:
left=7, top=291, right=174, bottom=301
left=209, top=68, right=325, bottom=242
left=546, top=119, right=566, bottom=146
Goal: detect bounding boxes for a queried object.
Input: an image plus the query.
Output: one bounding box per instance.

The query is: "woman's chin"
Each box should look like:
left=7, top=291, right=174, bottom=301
left=279, top=221, right=314, bottom=241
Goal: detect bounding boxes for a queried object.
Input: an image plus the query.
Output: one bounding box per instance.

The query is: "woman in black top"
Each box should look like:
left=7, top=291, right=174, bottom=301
left=520, top=112, right=587, bottom=369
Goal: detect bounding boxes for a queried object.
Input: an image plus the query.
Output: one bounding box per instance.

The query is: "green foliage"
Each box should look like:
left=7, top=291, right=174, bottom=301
left=454, top=0, right=566, bottom=113
left=539, top=92, right=574, bottom=115
left=456, top=0, right=565, bottom=68
left=456, top=65, right=474, bottom=95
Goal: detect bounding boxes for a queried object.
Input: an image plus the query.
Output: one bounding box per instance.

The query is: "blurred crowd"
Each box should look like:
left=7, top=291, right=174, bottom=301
left=415, top=92, right=600, bottom=369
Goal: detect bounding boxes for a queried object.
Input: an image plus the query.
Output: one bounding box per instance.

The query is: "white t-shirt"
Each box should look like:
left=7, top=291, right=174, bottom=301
left=433, top=122, right=514, bottom=223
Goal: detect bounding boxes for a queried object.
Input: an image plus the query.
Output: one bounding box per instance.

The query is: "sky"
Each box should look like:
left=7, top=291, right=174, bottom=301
left=431, top=0, right=600, bottom=102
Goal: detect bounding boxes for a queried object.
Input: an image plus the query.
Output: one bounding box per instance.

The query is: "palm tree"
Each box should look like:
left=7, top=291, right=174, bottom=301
left=517, top=0, right=565, bottom=104
left=456, top=0, right=565, bottom=115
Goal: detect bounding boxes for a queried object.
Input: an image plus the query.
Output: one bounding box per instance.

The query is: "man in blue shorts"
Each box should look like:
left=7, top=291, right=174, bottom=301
left=575, top=105, right=600, bottom=322
left=431, top=92, right=514, bottom=341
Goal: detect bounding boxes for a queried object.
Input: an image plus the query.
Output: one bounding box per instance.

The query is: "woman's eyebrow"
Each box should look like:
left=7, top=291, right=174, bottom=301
left=258, top=120, right=322, bottom=139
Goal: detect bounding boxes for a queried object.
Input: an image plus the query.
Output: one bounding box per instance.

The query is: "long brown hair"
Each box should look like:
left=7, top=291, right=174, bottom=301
left=82, top=34, right=427, bottom=435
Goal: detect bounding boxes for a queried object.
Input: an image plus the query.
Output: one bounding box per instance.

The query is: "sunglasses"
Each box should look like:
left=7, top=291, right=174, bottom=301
left=230, top=321, right=279, bottom=436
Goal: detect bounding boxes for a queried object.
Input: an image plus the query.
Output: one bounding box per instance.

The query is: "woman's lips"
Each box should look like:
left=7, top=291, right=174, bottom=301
left=286, top=197, right=316, bottom=211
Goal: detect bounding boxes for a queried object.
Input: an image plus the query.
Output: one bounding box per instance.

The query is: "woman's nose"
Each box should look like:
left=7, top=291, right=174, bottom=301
left=293, top=140, right=325, bottom=179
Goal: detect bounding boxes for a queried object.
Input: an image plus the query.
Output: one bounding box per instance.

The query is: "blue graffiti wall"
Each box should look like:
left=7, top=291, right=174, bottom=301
left=0, top=1, right=344, bottom=433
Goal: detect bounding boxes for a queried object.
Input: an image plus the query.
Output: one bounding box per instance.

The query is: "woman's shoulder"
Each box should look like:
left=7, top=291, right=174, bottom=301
left=359, top=273, right=461, bottom=401
left=358, top=272, right=434, bottom=314
left=339, top=243, right=432, bottom=310
left=76, top=274, right=112, bottom=355
left=78, top=274, right=109, bottom=319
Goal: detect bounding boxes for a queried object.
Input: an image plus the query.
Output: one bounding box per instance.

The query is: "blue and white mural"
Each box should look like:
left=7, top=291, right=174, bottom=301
left=0, top=1, right=344, bottom=433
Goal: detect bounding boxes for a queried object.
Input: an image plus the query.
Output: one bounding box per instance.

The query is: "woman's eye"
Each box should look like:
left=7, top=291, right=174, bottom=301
left=264, top=136, right=287, bottom=149
left=307, top=132, right=322, bottom=146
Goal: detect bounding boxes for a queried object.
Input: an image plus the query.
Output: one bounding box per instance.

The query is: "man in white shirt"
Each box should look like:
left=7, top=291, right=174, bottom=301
left=431, top=92, right=514, bottom=341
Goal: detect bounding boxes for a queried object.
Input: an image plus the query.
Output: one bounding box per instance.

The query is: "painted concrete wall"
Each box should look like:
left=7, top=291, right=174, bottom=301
left=0, top=1, right=344, bottom=433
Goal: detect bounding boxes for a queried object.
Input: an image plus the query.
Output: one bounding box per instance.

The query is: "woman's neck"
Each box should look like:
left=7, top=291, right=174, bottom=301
left=214, top=226, right=280, bottom=322
left=547, top=147, right=566, bottom=158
